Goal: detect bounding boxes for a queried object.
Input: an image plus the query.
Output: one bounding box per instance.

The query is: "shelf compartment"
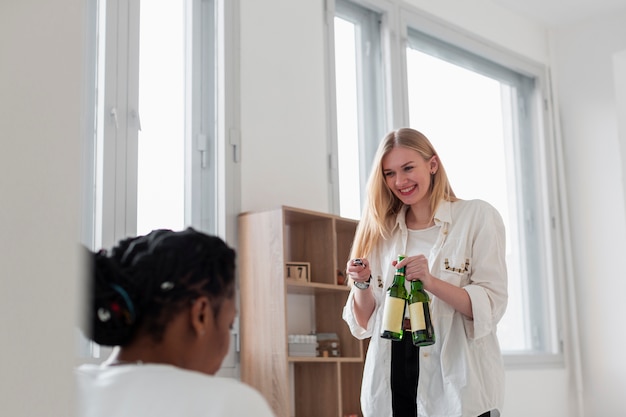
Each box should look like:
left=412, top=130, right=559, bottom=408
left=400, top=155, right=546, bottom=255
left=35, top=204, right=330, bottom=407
left=340, top=362, right=365, bottom=417
left=284, top=210, right=335, bottom=286
left=293, top=362, right=340, bottom=417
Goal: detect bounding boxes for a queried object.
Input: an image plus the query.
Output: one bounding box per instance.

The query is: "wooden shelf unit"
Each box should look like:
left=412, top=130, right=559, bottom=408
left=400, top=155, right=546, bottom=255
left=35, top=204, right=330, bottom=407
left=238, top=206, right=364, bottom=417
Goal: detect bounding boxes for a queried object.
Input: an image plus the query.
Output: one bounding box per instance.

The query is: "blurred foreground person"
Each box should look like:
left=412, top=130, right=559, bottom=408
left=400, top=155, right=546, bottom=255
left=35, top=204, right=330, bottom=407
left=76, top=228, right=275, bottom=417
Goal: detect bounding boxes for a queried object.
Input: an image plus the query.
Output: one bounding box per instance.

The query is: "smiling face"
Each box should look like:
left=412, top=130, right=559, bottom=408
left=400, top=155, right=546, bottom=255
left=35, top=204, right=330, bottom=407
left=382, top=146, right=438, bottom=208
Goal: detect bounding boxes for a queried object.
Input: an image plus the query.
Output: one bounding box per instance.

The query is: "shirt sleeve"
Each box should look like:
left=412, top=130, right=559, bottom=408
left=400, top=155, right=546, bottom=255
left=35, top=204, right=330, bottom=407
left=462, top=202, right=508, bottom=340
left=342, top=289, right=376, bottom=339
left=342, top=249, right=386, bottom=340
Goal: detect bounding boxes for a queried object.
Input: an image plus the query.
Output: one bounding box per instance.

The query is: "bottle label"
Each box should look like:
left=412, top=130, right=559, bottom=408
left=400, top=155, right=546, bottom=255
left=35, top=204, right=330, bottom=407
left=409, top=302, right=426, bottom=331
left=382, top=296, right=405, bottom=334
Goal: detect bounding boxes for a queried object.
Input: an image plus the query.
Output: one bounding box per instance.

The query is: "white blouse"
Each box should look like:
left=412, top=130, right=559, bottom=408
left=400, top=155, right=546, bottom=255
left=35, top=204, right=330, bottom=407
left=343, top=199, right=508, bottom=417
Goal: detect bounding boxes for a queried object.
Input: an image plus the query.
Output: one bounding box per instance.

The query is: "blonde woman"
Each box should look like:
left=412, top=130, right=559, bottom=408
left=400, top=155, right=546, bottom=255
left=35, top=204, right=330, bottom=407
left=343, top=128, right=507, bottom=417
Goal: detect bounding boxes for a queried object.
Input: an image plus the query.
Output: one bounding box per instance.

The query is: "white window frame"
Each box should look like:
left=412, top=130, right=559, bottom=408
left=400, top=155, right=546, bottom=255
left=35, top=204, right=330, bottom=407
left=95, top=0, right=140, bottom=249
left=403, top=23, right=561, bottom=366
left=327, top=0, right=387, bottom=216
left=83, top=0, right=225, bottom=251
left=81, top=0, right=242, bottom=372
left=328, top=0, right=568, bottom=367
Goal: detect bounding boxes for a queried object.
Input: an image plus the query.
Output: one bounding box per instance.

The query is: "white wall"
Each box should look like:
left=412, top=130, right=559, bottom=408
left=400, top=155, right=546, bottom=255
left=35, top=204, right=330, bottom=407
left=550, top=10, right=626, bottom=417
left=239, top=0, right=330, bottom=213
left=404, top=0, right=549, bottom=64
left=617, top=50, right=626, bottom=201
left=0, top=1, right=83, bottom=417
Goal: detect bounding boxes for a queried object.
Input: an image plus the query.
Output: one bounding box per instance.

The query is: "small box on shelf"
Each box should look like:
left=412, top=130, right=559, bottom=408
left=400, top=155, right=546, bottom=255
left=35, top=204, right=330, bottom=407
left=288, top=334, right=317, bottom=357
left=285, top=261, right=310, bottom=282
left=317, top=332, right=341, bottom=358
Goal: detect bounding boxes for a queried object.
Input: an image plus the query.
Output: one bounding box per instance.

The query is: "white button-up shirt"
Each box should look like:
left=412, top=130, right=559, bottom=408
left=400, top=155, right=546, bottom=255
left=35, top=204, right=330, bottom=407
left=343, top=199, right=507, bottom=417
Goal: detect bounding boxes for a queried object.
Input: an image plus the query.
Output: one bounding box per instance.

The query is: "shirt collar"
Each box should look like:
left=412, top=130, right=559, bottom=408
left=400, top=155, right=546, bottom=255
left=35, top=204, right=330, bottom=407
left=395, top=199, right=453, bottom=229
left=434, top=199, right=452, bottom=226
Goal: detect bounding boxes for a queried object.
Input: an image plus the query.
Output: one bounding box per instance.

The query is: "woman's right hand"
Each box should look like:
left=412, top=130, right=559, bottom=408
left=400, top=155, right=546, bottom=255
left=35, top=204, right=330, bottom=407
left=346, top=258, right=376, bottom=328
left=346, top=258, right=371, bottom=285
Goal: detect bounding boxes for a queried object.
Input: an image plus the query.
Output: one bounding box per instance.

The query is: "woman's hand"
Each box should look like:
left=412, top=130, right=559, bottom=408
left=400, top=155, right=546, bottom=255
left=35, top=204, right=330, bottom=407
left=395, top=255, right=434, bottom=287
left=346, top=258, right=371, bottom=285
left=396, top=255, right=473, bottom=318
left=346, top=258, right=376, bottom=328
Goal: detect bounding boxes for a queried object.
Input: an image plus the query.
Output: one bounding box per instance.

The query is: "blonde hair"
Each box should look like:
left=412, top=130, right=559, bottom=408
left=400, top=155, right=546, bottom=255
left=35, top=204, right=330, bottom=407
left=350, top=128, right=457, bottom=259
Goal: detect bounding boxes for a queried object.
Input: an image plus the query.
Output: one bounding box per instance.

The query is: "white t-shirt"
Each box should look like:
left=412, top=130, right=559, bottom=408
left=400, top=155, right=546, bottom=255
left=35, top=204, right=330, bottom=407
left=404, top=224, right=440, bottom=293
left=401, top=224, right=440, bottom=318
left=76, top=363, right=276, bottom=417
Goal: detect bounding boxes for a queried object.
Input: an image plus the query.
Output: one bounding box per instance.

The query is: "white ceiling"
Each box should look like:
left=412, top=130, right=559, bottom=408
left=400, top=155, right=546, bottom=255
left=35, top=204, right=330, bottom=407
left=490, top=0, right=626, bottom=27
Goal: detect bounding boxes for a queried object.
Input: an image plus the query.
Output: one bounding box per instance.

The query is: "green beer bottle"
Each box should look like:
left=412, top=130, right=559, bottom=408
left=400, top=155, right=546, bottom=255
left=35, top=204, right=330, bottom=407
left=380, top=255, right=408, bottom=341
left=408, top=278, right=435, bottom=346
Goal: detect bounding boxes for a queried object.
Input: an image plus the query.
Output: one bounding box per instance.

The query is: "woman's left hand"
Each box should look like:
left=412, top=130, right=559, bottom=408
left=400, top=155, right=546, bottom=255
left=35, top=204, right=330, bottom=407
left=396, top=255, right=474, bottom=318
left=395, top=255, right=434, bottom=287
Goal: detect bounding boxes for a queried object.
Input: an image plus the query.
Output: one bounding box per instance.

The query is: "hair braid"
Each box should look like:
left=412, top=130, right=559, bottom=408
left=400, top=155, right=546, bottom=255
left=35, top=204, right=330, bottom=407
left=83, top=228, right=236, bottom=346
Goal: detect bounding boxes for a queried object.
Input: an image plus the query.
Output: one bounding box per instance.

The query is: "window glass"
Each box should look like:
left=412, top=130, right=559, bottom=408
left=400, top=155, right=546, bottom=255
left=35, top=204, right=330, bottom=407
left=137, top=0, right=185, bottom=235
left=406, top=29, right=556, bottom=355
left=333, top=0, right=385, bottom=219
left=334, top=16, right=361, bottom=220
left=91, top=0, right=216, bottom=249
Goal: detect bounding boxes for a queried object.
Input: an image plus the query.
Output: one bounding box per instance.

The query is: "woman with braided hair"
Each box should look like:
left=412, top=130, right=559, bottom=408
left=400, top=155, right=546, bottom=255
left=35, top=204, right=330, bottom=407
left=76, top=228, right=275, bottom=417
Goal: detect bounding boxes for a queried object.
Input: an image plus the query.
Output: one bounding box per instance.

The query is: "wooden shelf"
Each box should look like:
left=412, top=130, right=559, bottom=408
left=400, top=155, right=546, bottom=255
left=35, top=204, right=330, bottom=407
left=286, top=279, right=350, bottom=294
left=239, top=206, right=364, bottom=417
left=288, top=356, right=364, bottom=363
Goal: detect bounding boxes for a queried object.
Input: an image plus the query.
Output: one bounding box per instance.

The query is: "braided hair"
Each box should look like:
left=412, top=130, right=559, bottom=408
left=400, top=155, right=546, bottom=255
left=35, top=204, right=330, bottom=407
left=83, top=228, right=236, bottom=347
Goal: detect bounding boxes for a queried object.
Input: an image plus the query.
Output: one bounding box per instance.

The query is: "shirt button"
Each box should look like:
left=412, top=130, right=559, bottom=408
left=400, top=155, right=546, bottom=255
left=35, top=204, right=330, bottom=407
left=423, top=352, right=429, bottom=358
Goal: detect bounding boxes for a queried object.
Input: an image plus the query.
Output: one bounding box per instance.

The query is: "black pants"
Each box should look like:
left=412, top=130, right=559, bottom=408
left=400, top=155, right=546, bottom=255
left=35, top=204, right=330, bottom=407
left=390, top=331, right=490, bottom=417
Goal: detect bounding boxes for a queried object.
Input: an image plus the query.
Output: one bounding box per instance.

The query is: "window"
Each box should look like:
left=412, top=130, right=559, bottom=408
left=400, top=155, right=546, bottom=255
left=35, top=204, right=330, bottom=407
left=86, top=0, right=217, bottom=251
left=80, top=0, right=218, bottom=360
left=406, top=29, right=559, bottom=360
left=332, top=0, right=385, bottom=219
left=330, top=1, right=563, bottom=364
